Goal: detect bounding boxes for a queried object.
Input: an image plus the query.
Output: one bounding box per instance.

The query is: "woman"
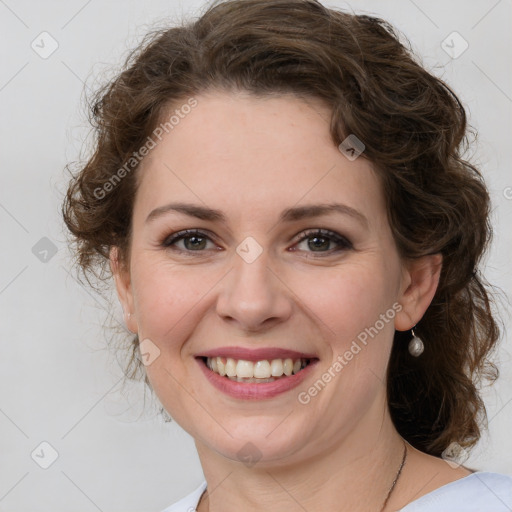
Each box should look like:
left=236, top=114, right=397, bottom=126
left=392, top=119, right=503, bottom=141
left=62, top=0, right=512, bottom=510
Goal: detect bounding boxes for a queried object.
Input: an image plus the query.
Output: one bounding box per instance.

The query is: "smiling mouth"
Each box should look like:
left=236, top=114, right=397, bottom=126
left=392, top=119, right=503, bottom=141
left=199, top=356, right=314, bottom=383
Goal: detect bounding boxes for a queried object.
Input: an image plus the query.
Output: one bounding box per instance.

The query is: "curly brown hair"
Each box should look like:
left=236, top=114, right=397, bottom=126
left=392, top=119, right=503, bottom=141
left=62, top=0, right=503, bottom=458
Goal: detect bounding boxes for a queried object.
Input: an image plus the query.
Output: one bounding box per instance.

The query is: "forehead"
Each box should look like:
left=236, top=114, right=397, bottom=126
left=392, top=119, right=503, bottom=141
left=133, top=91, right=386, bottom=230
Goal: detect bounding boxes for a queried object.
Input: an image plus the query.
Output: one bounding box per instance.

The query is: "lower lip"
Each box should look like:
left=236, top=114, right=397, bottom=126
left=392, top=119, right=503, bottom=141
left=196, top=358, right=318, bottom=400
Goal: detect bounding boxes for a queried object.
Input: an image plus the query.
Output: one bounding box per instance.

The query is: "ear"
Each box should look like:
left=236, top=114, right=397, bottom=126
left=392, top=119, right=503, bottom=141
left=394, top=253, right=443, bottom=331
left=110, top=246, right=138, bottom=334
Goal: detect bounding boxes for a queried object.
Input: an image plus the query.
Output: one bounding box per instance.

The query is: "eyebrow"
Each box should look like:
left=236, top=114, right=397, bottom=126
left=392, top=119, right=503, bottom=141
left=145, top=201, right=369, bottom=228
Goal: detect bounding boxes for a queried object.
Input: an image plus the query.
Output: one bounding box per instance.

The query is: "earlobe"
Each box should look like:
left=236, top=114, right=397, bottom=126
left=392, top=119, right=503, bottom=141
left=109, top=246, right=138, bottom=333
left=394, top=253, right=442, bottom=332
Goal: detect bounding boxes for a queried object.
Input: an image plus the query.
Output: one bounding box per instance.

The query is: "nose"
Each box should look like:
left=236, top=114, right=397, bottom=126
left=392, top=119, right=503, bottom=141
left=215, top=246, right=293, bottom=333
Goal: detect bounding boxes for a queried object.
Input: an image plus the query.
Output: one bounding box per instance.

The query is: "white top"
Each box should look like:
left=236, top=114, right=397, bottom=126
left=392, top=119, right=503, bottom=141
left=160, top=472, right=512, bottom=511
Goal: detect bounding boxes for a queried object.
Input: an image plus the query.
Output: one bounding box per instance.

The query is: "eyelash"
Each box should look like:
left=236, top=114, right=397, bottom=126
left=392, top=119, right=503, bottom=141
left=161, top=228, right=353, bottom=257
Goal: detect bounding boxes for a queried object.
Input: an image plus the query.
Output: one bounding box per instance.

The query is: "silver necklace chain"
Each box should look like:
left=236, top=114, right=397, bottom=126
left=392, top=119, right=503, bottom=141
left=380, top=440, right=408, bottom=512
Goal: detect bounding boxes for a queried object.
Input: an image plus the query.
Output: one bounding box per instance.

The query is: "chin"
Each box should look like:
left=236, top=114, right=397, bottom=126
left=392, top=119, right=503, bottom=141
left=198, top=420, right=313, bottom=467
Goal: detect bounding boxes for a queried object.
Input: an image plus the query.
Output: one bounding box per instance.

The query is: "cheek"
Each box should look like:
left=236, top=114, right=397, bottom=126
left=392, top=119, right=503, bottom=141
left=297, top=262, right=393, bottom=341
left=131, top=261, right=206, bottom=417
left=130, top=255, right=228, bottom=363
left=130, top=258, right=198, bottom=341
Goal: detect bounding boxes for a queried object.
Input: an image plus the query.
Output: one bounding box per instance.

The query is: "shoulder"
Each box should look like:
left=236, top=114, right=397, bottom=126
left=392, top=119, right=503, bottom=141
left=160, top=481, right=207, bottom=512
left=399, top=472, right=512, bottom=512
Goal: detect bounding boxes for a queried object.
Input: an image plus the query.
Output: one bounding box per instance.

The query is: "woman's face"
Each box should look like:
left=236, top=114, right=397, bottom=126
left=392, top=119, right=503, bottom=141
left=113, top=90, right=432, bottom=466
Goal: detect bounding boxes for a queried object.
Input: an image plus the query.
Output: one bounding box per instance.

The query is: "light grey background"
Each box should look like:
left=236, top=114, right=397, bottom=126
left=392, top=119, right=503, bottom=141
left=1, top=0, right=511, bottom=510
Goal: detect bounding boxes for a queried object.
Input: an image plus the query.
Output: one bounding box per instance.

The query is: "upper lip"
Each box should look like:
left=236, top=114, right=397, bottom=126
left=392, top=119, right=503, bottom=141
left=196, top=346, right=318, bottom=362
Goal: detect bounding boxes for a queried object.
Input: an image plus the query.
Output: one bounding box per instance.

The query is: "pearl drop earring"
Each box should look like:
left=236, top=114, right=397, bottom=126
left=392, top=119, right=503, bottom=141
left=408, top=328, right=424, bottom=357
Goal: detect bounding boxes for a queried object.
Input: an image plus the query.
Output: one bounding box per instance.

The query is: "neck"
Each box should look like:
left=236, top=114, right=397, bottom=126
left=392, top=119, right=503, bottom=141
left=195, top=404, right=407, bottom=512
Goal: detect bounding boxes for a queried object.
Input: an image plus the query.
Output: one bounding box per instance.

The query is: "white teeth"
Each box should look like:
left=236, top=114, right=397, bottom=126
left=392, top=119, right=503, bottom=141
left=225, top=358, right=236, bottom=377
left=205, top=356, right=309, bottom=380
left=270, top=359, right=283, bottom=376
left=236, top=360, right=254, bottom=378
left=217, top=358, right=226, bottom=376
left=253, top=360, right=271, bottom=378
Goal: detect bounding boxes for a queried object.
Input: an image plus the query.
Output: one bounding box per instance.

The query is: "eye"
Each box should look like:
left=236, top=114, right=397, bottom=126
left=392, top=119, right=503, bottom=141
left=291, top=229, right=353, bottom=255
left=161, top=229, right=218, bottom=253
